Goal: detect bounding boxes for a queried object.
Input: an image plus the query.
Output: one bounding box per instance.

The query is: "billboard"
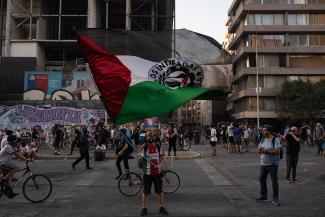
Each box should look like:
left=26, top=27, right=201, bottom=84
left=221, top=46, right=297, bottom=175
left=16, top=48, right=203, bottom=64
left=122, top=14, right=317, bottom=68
left=24, top=71, right=62, bottom=98
left=23, top=71, right=99, bottom=101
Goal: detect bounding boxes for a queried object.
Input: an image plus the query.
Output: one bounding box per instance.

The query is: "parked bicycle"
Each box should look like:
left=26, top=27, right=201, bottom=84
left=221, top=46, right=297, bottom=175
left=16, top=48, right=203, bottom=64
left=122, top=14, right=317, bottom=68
left=0, top=161, right=53, bottom=203
left=177, top=134, right=192, bottom=151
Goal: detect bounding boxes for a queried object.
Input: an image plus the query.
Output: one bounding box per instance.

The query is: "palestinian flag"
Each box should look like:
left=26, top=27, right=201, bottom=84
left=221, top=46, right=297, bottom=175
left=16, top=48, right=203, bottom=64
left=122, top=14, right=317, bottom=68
left=76, top=29, right=228, bottom=125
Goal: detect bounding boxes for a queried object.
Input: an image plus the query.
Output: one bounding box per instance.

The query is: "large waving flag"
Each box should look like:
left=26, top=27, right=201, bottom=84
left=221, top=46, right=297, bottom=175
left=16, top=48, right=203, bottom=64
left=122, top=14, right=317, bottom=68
left=76, top=29, right=229, bottom=125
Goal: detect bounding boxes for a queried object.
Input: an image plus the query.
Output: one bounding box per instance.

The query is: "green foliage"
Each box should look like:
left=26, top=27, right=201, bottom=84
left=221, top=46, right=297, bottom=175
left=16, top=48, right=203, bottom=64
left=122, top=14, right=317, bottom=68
left=277, top=80, right=325, bottom=120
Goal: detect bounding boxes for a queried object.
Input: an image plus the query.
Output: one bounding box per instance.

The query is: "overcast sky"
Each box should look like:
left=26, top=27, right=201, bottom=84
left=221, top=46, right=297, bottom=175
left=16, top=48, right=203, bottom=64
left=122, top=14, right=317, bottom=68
left=176, top=0, right=233, bottom=44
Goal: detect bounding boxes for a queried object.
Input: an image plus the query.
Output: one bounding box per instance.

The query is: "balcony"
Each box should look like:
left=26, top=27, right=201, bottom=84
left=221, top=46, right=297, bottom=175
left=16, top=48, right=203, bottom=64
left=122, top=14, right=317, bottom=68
left=233, top=67, right=325, bottom=82
left=229, top=25, right=325, bottom=50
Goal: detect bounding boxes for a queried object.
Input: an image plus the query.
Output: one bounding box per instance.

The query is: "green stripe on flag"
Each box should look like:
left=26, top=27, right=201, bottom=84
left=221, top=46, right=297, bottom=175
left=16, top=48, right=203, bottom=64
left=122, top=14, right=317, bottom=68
left=115, top=81, right=226, bottom=125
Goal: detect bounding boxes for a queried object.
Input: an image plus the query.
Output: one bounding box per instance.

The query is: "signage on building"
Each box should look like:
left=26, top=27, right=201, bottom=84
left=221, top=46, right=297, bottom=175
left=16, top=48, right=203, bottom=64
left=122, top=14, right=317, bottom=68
left=23, top=71, right=100, bottom=101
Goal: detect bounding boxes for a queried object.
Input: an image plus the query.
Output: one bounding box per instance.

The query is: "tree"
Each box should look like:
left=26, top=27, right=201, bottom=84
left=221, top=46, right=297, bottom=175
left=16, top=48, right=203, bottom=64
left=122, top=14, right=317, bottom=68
left=276, top=80, right=324, bottom=120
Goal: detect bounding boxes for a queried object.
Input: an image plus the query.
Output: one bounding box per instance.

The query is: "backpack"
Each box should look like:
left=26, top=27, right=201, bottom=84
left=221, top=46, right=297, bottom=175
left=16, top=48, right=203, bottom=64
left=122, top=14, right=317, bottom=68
left=261, top=136, right=283, bottom=160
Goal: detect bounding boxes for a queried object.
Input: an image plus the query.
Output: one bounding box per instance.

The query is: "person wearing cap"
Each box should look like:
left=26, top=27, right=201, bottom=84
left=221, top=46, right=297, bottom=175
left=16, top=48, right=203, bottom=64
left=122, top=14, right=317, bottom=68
left=313, top=123, right=325, bottom=155
left=282, top=126, right=301, bottom=182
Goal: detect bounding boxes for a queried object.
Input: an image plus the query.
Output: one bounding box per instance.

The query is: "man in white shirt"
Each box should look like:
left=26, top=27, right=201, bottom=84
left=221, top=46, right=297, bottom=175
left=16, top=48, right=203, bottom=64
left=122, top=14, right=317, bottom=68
left=243, top=123, right=252, bottom=152
left=0, top=134, right=30, bottom=198
left=1, top=130, right=14, bottom=150
left=210, top=125, right=218, bottom=156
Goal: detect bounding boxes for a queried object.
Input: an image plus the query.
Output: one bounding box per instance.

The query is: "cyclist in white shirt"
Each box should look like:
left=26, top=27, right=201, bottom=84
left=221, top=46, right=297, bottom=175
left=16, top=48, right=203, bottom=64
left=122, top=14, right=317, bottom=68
left=0, top=135, right=30, bottom=198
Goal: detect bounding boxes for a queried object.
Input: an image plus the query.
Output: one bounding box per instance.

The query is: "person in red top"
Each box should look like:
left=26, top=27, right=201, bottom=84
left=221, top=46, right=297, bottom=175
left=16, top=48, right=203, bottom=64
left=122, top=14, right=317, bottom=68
left=140, top=130, right=168, bottom=216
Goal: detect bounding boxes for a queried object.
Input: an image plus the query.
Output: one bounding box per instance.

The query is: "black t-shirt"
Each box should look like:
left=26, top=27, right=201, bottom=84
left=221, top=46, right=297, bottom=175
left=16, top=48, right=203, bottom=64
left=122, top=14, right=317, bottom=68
left=286, top=134, right=300, bottom=156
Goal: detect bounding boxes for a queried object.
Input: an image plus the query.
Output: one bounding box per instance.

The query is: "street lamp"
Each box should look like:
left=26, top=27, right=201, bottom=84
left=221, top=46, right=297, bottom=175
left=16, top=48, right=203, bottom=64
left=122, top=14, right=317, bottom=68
left=105, top=0, right=109, bottom=30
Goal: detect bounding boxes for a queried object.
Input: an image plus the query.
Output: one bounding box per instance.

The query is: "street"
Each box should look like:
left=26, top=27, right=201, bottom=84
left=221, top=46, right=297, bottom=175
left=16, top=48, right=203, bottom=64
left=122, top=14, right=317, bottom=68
left=1, top=144, right=324, bottom=217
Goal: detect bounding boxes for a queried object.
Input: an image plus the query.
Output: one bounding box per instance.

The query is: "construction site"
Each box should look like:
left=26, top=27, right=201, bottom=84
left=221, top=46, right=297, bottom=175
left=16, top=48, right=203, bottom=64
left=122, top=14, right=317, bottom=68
left=0, top=0, right=175, bottom=104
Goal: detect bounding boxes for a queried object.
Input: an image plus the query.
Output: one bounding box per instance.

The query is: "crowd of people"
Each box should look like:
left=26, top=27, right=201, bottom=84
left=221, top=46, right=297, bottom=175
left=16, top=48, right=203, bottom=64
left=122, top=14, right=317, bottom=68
left=1, top=120, right=324, bottom=214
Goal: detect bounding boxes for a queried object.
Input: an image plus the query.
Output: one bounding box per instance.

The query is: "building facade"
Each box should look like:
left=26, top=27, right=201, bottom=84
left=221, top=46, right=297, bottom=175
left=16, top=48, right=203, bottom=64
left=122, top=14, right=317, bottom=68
left=226, top=0, right=325, bottom=120
left=0, top=0, right=175, bottom=108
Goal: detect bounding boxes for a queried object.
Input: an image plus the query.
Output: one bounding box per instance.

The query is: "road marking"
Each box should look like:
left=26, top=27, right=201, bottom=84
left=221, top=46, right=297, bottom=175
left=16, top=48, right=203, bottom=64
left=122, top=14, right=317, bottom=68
left=195, top=158, right=232, bottom=186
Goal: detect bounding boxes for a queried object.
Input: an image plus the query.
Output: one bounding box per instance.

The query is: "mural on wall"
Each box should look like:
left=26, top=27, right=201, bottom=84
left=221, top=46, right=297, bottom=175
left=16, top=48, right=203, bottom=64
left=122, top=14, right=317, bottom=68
left=23, top=71, right=100, bottom=101
left=0, top=105, right=105, bottom=130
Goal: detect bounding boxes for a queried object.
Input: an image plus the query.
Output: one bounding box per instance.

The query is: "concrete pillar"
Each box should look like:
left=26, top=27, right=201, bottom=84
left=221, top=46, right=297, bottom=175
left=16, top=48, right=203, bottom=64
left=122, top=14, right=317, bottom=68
left=4, top=0, right=12, bottom=56
left=151, top=1, right=155, bottom=31
left=88, top=0, right=97, bottom=28
left=125, top=0, right=131, bottom=31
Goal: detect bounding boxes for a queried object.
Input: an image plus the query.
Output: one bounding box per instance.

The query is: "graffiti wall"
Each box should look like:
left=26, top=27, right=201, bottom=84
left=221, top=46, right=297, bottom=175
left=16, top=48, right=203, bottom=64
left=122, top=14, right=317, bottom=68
left=0, top=105, right=105, bottom=130
left=23, top=71, right=100, bottom=101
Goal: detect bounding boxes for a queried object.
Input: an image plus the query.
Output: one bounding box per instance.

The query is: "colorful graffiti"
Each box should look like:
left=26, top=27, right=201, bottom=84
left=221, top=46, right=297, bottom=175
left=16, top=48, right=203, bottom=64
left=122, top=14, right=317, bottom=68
left=23, top=71, right=100, bottom=101
left=0, top=105, right=105, bottom=130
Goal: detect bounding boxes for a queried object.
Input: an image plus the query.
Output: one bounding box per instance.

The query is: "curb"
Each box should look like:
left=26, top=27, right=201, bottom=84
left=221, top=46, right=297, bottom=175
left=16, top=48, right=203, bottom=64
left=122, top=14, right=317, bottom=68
left=36, top=151, right=203, bottom=161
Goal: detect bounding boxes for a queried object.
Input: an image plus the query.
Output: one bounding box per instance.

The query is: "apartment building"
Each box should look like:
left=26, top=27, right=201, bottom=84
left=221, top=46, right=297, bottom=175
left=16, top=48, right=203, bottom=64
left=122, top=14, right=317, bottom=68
left=226, top=0, right=325, bottom=120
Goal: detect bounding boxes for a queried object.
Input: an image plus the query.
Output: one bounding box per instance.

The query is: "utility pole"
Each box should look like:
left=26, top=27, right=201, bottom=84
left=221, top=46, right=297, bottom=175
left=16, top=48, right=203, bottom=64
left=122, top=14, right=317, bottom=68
left=105, top=0, right=109, bottom=30
left=255, top=33, right=260, bottom=130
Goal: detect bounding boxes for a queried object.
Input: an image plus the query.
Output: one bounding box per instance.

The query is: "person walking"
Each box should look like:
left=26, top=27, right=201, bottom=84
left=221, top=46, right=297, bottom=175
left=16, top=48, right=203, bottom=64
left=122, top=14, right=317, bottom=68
left=115, top=129, right=131, bottom=180
left=227, top=123, right=235, bottom=153
left=282, top=127, right=301, bottom=183
left=168, top=127, right=178, bottom=156
left=72, top=128, right=92, bottom=170
left=210, top=125, right=217, bottom=156
left=256, top=125, right=281, bottom=206
left=233, top=123, right=244, bottom=153
left=313, top=123, right=325, bottom=155
left=243, top=123, right=252, bottom=152
left=69, top=128, right=81, bottom=156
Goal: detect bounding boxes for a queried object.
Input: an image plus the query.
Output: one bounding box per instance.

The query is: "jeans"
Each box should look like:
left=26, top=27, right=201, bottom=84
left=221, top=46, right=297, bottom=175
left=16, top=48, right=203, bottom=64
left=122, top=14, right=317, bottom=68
left=316, top=140, right=323, bottom=154
left=72, top=149, right=90, bottom=168
left=286, top=154, right=299, bottom=179
left=116, top=152, right=129, bottom=176
left=168, top=140, right=177, bottom=155
left=259, top=165, right=279, bottom=199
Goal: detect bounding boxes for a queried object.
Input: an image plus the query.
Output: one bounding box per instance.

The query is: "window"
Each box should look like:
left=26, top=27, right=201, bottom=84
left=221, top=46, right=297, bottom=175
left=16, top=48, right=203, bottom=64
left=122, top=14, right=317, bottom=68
left=290, top=55, right=325, bottom=68
left=288, top=35, right=309, bottom=46
left=246, top=14, right=284, bottom=25
left=288, top=14, right=309, bottom=25
left=288, top=0, right=308, bottom=4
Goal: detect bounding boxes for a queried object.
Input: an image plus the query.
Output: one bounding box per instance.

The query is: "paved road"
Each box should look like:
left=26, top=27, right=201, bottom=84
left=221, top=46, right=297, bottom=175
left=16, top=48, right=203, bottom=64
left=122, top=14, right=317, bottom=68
left=1, top=144, right=324, bottom=217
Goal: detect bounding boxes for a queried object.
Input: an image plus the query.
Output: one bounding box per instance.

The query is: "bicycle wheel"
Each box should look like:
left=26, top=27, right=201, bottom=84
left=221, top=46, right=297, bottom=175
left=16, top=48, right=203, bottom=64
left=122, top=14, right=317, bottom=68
left=162, top=170, right=180, bottom=194
left=23, top=174, right=53, bottom=203
left=181, top=139, right=192, bottom=151
left=118, top=172, right=143, bottom=197
left=64, top=140, right=71, bottom=150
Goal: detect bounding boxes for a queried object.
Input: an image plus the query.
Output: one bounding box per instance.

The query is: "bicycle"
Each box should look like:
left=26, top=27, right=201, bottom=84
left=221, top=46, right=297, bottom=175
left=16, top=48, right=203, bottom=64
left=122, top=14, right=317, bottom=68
left=0, top=161, right=53, bottom=203
left=177, top=134, right=192, bottom=151
left=118, top=168, right=180, bottom=197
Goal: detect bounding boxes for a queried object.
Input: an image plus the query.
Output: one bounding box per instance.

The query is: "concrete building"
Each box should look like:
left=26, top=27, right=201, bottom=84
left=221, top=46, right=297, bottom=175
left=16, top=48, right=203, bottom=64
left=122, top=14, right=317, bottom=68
left=0, top=0, right=175, bottom=107
left=226, top=0, right=325, bottom=121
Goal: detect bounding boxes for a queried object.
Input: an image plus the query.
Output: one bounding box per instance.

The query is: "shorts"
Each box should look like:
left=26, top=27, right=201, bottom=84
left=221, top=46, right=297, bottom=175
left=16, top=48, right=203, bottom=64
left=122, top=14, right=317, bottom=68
left=228, top=136, right=234, bottom=143
left=143, top=174, right=162, bottom=195
left=210, top=141, right=217, bottom=146
left=235, top=140, right=242, bottom=145
left=0, top=160, right=17, bottom=169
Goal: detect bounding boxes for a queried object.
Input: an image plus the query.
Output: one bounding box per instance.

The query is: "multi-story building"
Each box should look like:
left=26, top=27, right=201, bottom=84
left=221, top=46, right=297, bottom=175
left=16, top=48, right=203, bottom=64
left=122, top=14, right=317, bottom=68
left=227, top=0, right=325, bottom=121
left=0, top=0, right=175, bottom=108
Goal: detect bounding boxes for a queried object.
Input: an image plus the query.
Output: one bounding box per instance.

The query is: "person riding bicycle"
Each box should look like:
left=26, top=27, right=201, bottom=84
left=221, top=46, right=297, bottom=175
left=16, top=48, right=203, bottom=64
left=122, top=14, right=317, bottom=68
left=140, top=130, right=168, bottom=216
left=0, top=134, right=30, bottom=199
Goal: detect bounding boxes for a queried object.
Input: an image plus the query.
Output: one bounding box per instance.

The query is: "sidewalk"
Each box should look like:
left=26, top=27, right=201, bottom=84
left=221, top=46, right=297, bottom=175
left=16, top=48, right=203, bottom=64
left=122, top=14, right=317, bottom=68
left=35, top=144, right=203, bottom=160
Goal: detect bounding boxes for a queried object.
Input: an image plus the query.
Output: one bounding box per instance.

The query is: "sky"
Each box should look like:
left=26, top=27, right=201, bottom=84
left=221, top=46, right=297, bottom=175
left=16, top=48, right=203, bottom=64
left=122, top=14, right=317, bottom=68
left=176, top=0, right=233, bottom=44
